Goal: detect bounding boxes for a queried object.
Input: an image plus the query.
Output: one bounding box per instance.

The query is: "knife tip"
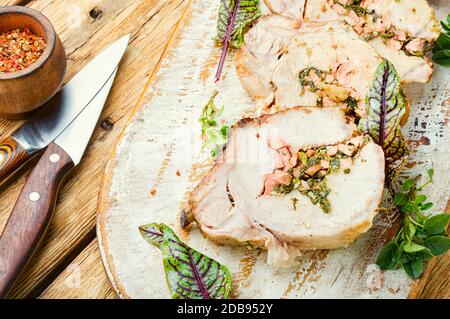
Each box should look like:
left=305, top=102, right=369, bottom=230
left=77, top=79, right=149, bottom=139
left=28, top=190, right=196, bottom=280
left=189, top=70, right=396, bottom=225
left=121, top=34, right=131, bottom=45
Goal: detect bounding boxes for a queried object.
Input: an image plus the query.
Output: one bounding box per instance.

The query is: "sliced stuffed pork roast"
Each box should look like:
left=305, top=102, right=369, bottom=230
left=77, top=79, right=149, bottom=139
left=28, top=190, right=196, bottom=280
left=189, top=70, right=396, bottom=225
left=188, top=107, right=385, bottom=267
left=235, top=15, right=300, bottom=109
left=235, top=18, right=382, bottom=116
left=263, top=0, right=307, bottom=20
left=270, top=20, right=381, bottom=115
left=264, top=0, right=440, bottom=83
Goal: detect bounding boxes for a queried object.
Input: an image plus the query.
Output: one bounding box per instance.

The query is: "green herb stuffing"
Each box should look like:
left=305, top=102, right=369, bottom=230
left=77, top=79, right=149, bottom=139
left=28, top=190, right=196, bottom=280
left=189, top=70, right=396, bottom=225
left=334, top=0, right=366, bottom=16
left=271, top=138, right=368, bottom=214
left=376, top=169, right=450, bottom=279
left=305, top=179, right=332, bottom=214
left=380, top=32, right=394, bottom=39
left=298, top=67, right=325, bottom=91
left=345, top=96, right=358, bottom=111
left=199, top=91, right=230, bottom=157
left=432, top=14, right=450, bottom=67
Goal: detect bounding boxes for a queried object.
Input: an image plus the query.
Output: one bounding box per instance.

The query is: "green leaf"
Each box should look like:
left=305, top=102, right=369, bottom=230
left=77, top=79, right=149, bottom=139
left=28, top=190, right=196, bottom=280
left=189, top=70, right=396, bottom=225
left=442, top=21, right=450, bottom=33
left=424, top=236, right=450, bottom=256
left=420, top=202, right=433, bottom=211
left=140, top=223, right=233, bottom=299
left=427, top=169, right=434, bottom=181
left=415, top=194, right=427, bottom=204
left=359, top=59, right=409, bottom=183
left=402, top=258, right=424, bottom=279
left=415, top=228, right=429, bottom=240
left=216, top=0, right=261, bottom=49
left=406, top=222, right=416, bottom=239
left=376, top=242, right=398, bottom=270
left=424, top=214, right=450, bottom=235
left=139, top=223, right=164, bottom=249
left=397, top=251, right=409, bottom=264
left=417, top=249, right=434, bottom=261
left=402, top=178, right=415, bottom=192
left=403, top=241, right=426, bottom=253
left=433, top=49, right=450, bottom=67
left=199, top=92, right=230, bottom=157
left=436, top=33, right=450, bottom=51
left=394, top=193, right=408, bottom=206
left=441, top=14, right=450, bottom=32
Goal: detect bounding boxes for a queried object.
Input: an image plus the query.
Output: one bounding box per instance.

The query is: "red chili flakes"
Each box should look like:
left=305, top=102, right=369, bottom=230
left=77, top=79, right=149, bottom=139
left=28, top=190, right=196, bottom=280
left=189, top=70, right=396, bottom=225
left=0, top=28, right=46, bottom=74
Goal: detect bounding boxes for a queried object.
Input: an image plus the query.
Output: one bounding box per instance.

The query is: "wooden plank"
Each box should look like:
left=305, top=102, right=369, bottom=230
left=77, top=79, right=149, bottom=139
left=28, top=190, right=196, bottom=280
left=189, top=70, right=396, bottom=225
left=0, top=0, right=189, bottom=298
left=417, top=250, right=450, bottom=299
left=39, top=240, right=115, bottom=299
left=1, top=0, right=25, bottom=5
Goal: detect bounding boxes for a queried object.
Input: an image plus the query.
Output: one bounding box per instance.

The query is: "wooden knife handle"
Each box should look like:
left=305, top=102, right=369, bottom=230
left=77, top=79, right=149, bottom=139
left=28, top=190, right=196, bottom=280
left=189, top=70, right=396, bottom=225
left=0, top=143, right=74, bottom=298
left=0, top=137, right=33, bottom=187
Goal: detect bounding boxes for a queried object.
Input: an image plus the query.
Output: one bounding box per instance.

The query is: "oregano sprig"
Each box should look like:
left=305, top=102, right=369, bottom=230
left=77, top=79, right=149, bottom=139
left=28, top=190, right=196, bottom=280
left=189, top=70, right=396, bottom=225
left=376, top=169, right=450, bottom=279
left=199, top=91, right=230, bottom=157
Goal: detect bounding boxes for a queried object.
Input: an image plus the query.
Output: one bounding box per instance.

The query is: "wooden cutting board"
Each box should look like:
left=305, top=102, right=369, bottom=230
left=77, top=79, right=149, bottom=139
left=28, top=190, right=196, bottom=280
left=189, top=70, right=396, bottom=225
left=97, top=0, right=450, bottom=299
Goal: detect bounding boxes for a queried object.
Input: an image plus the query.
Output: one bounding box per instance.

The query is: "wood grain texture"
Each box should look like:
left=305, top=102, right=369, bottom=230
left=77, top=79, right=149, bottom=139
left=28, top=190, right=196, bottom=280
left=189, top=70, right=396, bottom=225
left=0, top=6, right=67, bottom=119
left=418, top=250, right=450, bottom=299
left=0, top=0, right=189, bottom=298
left=39, top=240, right=115, bottom=299
left=0, top=137, right=32, bottom=187
left=0, top=143, right=74, bottom=297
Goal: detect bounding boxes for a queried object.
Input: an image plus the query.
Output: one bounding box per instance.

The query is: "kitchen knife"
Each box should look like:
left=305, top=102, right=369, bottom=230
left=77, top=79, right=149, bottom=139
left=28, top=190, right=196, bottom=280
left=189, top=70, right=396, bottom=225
left=0, top=35, right=130, bottom=187
left=0, top=35, right=129, bottom=298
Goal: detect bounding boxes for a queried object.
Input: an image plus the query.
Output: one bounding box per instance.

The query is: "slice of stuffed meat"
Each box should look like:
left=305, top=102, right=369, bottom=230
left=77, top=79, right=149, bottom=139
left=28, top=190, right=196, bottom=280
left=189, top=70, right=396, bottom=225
left=188, top=107, right=385, bottom=267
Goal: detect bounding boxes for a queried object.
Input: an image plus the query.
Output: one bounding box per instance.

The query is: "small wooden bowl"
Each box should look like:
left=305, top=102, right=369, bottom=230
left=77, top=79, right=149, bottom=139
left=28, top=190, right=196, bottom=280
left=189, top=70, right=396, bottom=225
left=0, top=6, right=66, bottom=119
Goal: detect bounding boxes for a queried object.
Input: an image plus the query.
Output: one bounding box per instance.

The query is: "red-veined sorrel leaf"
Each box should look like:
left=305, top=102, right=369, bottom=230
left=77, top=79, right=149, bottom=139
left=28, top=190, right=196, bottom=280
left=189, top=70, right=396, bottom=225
left=139, top=223, right=232, bottom=299
left=358, top=59, right=410, bottom=184
left=215, top=0, right=261, bottom=82
left=139, top=224, right=164, bottom=249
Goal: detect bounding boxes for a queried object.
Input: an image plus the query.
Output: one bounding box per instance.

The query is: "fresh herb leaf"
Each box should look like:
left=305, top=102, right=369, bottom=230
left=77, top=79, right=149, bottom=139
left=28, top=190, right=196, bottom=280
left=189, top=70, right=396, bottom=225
left=376, top=171, right=450, bottom=279
left=441, top=15, right=450, bottom=32
left=358, top=59, right=409, bottom=183
left=424, top=236, right=450, bottom=256
left=215, top=0, right=261, bottom=82
left=376, top=241, right=398, bottom=270
left=424, top=214, right=450, bottom=235
left=403, top=241, right=426, bottom=253
left=402, top=258, right=423, bottom=279
left=139, top=224, right=164, bottom=248
left=420, top=202, right=433, bottom=211
left=432, top=49, right=450, bottom=67
left=432, top=14, right=450, bottom=67
left=199, top=91, right=230, bottom=157
left=394, top=192, right=408, bottom=206
left=139, top=223, right=233, bottom=299
left=402, top=178, right=415, bottom=192
left=427, top=168, right=435, bottom=181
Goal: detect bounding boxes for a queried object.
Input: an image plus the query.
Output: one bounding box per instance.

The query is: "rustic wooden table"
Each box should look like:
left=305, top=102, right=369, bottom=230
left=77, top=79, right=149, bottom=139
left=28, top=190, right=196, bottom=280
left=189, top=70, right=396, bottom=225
left=0, top=0, right=448, bottom=299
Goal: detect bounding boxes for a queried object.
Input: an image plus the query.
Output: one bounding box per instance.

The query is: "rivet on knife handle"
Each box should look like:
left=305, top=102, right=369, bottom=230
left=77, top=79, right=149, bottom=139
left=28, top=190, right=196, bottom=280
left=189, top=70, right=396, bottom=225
left=0, top=137, right=33, bottom=188
left=0, top=142, right=74, bottom=298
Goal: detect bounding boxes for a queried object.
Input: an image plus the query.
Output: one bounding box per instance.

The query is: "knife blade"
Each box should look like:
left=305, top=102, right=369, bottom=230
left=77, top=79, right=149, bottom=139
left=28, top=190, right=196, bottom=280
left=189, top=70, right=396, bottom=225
left=0, top=35, right=129, bottom=298
left=0, top=35, right=130, bottom=187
